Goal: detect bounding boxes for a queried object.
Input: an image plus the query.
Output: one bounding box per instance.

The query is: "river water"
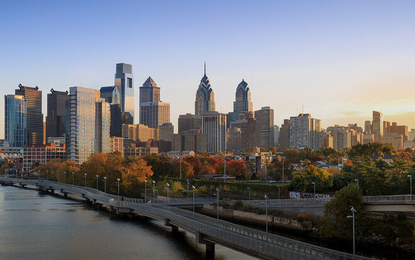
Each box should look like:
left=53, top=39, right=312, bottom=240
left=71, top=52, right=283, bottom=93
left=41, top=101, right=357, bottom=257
left=0, top=185, right=255, bottom=260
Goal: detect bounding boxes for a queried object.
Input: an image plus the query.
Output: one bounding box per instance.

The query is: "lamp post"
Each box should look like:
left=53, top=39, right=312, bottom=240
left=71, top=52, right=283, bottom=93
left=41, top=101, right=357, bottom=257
left=46, top=170, right=48, bottom=180
left=72, top=172, right=74, bottom=185
left=179, top=155, right=182, bottom=179
left=347, top=206, right=357, bottom=255
left=153, top=180, right=156, bottom=201
left=355, top=179, right=359, bottom=187
left=247, top=187, right=251, bottom=200
left=264, top=194, right=269, bottom=236
left=192, top=185, right=196, bottom=218
left=186, top=180, right=189, bottom=198
left=84, top=173, right=87, bottom=187
left=282, top=157, right=285, bottom=182
left=103, top=177, right=107, bottom=193
left=216, top=188, right=220, bottom=219
left=96, top=175, right=99, bottom=190
left=117, top=178, right=121, bottom=201
left=144, top=180, right=147, bottom=202
left=408, top=175, right=413, bottom=196
left=312, top=182, right=316, bottom=198
left=166, top=183, right=170, bottom=201
left=64, top=171, right=66, bottom=184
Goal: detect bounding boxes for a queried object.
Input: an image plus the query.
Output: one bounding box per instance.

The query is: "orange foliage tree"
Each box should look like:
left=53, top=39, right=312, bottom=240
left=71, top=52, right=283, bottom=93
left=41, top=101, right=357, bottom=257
left=118, top=158, right=153, bottom=197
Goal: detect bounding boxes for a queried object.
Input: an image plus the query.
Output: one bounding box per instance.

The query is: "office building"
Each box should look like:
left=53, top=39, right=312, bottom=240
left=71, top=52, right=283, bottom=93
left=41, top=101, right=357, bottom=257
left=195, top=64, right=215, bottom=116
left=230, top=79, right=253, bottom=122
left=66, top=87, right=110, bottom=165
left=364, top=120, right=372, bottom=135
left=255, top=106, right=274, bottom=148
left=159, top=123, right=174, bottom=143
left=4, top=95, right=27, bottom=147
left=372, top=111, right=383, bottom=142
left=139, top=77, right=170, bottom=128
left=100, top=86, right=120, bottom=104
left=289, top=114, right=321, bottom=150
left=278, top=119, right=290, bottom=151
left=178, top=113, right=202, bottom=133
left=114, top=63, right=134, bottom=118
left=122, top=124, right=158, bottom=142
left=46, top=89, right=69, bottom=139
left=201, top=111, right=227, bottom=152
left=23, top=143, right=66, bottom=173
left=15, top=84, right=43, bottom=144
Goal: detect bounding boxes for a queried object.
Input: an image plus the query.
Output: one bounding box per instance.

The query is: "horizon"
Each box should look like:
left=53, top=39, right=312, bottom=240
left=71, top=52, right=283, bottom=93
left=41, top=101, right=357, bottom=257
left=2, top=1, right=415, bottom=138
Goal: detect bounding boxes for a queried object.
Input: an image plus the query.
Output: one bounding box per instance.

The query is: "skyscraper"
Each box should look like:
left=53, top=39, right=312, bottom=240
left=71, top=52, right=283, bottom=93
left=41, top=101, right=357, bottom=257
left=15, top=84, right=43, bottom=144
left=201, top=111, right=227, bottom=152
left=46, top=89, right=69, bottom=139
left=289, top=113, right=321, bottom=150
left=114, top=63, right=134, bottom=118
left=139, top=77, right=170, bottom=128
left=195, top=64, right=215, bottom=116
left=230, top=79, right=253, bottom=122
left=255, top=106, right=275, bottom=148
left=372, top=111, right=383, bottom=142
left=4, top=95, right=27, bottom=147
left=66, top=87, right=110, bottom=165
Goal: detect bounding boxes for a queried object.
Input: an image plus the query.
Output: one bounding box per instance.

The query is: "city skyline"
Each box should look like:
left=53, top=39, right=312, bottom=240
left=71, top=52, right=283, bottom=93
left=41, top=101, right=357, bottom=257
left=2, top=1, right=415, bottom=138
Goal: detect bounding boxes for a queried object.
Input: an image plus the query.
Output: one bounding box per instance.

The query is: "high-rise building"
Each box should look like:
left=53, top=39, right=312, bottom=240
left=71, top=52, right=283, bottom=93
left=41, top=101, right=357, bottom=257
left=372, top=111, right=383, bottom=142
left=230, top=79, right=253, bottom=122
left=255, top=106, right=274, bottom=148
left=390, top=122, right=408, bottom=142
left=46, top=89, right=69, bottom=139
left=159, top=123, right=174, bottom=143
left=195, top=64, right=215, bottom=116
left=278, top=119, right=291, bottom=151
left=100, top=86, right=120, bottom=104
left=114, top=63, right=134, bottom=118
left=178, top=113, right=202, bottom=133
left=66, top=87, right=110, bottom=165
left=15, top=84, right=43, bottom=144
left=201, top=111, right=227, bottom=152
left=122, top=124, right=159, bottom=142
left=139, top=77, right=170, bottom=128
left=289, top=114, right=321, bottom=150
left=4, top=95, right=27, bottom=147
left=364, top=120, right=372, bottom=135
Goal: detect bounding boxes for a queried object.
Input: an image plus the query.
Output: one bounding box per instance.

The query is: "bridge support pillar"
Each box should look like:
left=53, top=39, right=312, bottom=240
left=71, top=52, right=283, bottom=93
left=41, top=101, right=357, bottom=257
left=63, top=193, right=68, bottom=198
left=205, top=243, right=215, bottom=259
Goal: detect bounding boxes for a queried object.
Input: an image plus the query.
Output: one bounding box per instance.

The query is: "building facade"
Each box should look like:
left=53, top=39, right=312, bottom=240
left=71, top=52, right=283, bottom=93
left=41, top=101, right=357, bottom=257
left=178, top=113, right=202, bottom=133
left=139, top=77, right=170, bottom=128
left=15, top=84, right=43, bottom=144
left=46, top=89, right=69, bottom=139
left=201, top=111, right=227, bottom=153
left=255, top=106, right=274, bottom=148
left=195, top=65, right=215, bottom=116
left=372, top=111, right=383, bottom=142
left=289, top=114, right=321, bottom=150
left=230, top=79, right=253, bottom=122
left=114, top=63, right=134, bottom=118
left=4, top=95, right=27, bottom=147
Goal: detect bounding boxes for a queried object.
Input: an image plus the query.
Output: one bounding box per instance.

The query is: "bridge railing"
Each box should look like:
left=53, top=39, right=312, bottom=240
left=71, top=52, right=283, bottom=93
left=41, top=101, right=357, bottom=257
left=363, top=194, right=415, bottom=203
left=238, top=198, right=328, bottom=206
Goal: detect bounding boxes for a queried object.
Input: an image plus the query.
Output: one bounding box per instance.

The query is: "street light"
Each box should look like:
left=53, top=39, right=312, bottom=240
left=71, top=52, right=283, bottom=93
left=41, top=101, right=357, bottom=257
left=144, top=179, right=147, bottom=202
left=166, top=183, right=170, bottom=201
left=72, top=172, right=74, bottom=185
left=408, top=175, right=413, bottom=196
left=347, top=206, right=357, bottom=255
left=355, top=179, right=359, bottom=187
left=96, top=175, right=99, bottom=190
left=103, top=177, right=107, bottom=193
left=153, top=180, right=156, bottom=201
left=192, top=185, right=196, bottom=218
left=247, top=187, right=251, bottom=200
left=64, top=171, right=66, bottom=184
left=264, top=194, right=269, bottom=236
left=282, top=157, right=285, bottom=182
left=46, top=170, right=48, bottom=180
left=186, top=180, right=189, bottom=198
left=179, top=155, right=182, bottom=179
left=312, top=182, right=316, bottom=198
left=84, top=173, right=87, bottom=187
left=117, top=178, right=121, bottom=201
left=216, top=188, right=220, bottom=219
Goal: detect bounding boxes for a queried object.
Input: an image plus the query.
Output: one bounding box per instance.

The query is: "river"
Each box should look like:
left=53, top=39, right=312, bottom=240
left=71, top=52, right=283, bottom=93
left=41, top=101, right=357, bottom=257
left=0, top=185, right=255, bottom=260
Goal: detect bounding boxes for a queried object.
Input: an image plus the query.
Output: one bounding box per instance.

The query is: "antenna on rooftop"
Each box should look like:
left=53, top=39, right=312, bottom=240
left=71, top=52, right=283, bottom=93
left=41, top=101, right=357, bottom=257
left=204, top=62, right=206, bottom=76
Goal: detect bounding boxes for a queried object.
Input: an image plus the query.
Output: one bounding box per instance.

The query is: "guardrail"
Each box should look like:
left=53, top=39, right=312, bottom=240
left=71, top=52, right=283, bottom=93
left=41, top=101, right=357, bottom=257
left=363, top=194, right=415, bottom=204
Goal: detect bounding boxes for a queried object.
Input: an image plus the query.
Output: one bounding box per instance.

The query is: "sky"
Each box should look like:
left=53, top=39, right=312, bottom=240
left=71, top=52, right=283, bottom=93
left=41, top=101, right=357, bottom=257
left=1, top=0, right=415, bottom=138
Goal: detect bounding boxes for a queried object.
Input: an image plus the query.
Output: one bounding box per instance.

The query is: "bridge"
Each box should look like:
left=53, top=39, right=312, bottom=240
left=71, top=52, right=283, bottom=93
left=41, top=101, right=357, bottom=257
left=0, top=177, right=371, bottom=260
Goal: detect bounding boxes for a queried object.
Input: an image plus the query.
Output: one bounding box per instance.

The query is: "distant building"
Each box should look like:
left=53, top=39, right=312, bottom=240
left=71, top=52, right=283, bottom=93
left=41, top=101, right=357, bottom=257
left=114, top=63, right=134, bottom=119
left=364, top=120, right=372, bottom=135
left=100, top=86, right=120, bottom=104
left=278, top=119, right=290, bottom=151
left=159, top=123, right=174, bottom=143
left=181, top=129, right=207, bottom=152
left=255, top=106, right=274, bottom=148
left=229, top=79, right=253, bottom=123
left=66, top=87, right=110, bottom=165
left=110, top=136, right=124, bottom=157
left=202, top=111, right=227, bottom=153
left=122, top=124, right=158, bottom=142
left=139, top=77, right=170, bottom=128
left=195, top=64, right=215, bottom=116
left=178, top=113, right=202, bottom=133
left=46, top=89, right=69, bottom=139
left=372, top=111, right=383, bottom=142
left=390, top=122, right=408, bottom=142
left=23, top=143, right=66, bottom=173
left=289, top=114, right=321, bottom=150
left=320, top=130, right=333, bottom=149
left=4, top=95, right=27, bottom=147
left=380, top=133, right=403, bottom=150
left=15, top=84, right=43, bottom=144
left=327, top=125, right=363, bottom=150
left=125, top=145, right=158, bottom=158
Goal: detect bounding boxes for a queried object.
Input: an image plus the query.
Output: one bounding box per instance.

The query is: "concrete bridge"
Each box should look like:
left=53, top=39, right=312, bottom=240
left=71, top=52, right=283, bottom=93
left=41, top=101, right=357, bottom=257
left=0, top=177, right=371, bottom=260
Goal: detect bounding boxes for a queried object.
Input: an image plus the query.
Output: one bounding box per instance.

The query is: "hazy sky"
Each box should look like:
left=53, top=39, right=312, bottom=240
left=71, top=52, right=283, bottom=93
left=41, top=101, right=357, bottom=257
left=1, top=0, right=415, bottom=138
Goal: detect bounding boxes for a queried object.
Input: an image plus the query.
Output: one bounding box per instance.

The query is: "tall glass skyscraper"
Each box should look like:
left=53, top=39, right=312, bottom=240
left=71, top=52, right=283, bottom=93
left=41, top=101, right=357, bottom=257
left=15, top=84, right=43, bottom=144
left=46, top=89, right=69, bottom=139
left=195, top=64, right=215, bottom=116
left=230, top=79, right=253, bottom=122
left=66, top=87, right=110, bottom=165
left=4, top=95, right=27, bottom=147
left=114, top=63, right=134, bottom=118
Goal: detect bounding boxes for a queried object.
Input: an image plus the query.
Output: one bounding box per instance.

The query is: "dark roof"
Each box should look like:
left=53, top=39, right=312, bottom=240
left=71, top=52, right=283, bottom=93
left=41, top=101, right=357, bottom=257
left=100, top=86, right=115, bottom=92
left=143, top=77, right=157, bottom=88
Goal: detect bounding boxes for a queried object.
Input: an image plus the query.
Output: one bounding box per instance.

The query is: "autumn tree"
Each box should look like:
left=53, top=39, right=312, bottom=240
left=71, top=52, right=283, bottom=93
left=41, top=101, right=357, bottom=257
left=118, top=158, right=153, bottom=197
left=173, top=160, right=194, bottom=179
left=183, top=156, right=202, bottom=175
left=289, top=164, right=334, bottom=193
left=144, top=154, right=173, bottom=179
left=225, top=159, right=248, bottom=179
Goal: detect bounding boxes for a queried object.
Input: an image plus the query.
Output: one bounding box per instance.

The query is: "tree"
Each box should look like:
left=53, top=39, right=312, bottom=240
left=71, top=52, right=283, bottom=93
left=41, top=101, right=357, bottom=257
left=225, top=159, right=248, bottom=179
left=320, top=184, right=365, bottom=239
left=144, top=154, right=173, bottom=179
left=119, top=158, right=153, bottom=197
left=183, top=156, right=202, bottom=175
left=173, top=160, right=194, bottom=179
left=288, top=164, right=334, bottom=193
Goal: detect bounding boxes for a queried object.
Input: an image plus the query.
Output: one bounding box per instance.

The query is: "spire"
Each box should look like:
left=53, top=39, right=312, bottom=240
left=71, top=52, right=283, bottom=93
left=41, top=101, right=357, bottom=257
left=204, top=62, right=206, bottom=76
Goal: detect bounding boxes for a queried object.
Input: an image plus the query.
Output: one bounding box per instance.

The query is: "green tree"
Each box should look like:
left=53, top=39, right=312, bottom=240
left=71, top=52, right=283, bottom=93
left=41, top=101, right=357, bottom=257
left=320, top=184, right=365, bottom=239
